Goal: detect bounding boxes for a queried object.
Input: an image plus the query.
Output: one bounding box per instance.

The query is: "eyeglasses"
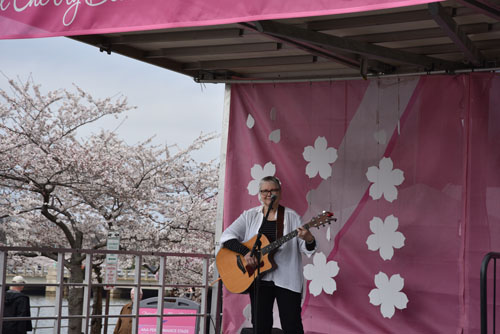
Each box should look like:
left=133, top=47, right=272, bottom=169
left=259, top=189, right=280, bottom=195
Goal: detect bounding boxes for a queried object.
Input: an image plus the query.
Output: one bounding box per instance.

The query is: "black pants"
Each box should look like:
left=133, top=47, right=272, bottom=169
left=249, top=280, right=304, bottom=334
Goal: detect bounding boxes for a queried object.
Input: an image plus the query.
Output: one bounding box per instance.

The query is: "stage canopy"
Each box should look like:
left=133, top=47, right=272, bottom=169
left=1, top=0, right=499, bottom=82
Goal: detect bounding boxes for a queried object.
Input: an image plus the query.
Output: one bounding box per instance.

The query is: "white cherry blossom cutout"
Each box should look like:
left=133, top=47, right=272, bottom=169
left=303, top=137, right=338, bottom=180
left=270, top=107, right=277, bottom=121
left=247, top=162, right=276, bottom=195
left=366, top=157, right=404, bottom=202
left=369, top=272, right=408, bottom=318
left=366, top=215, right=405, bottom=260
left=246, top=114, right=255, bottom=129
left=269, top=129, right=280, bottom=143
left=303, top=252, right=339, bottom=296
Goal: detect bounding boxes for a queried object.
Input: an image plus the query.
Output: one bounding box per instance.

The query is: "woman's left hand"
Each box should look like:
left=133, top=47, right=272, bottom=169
left=297, top=227, right=314, bottom=243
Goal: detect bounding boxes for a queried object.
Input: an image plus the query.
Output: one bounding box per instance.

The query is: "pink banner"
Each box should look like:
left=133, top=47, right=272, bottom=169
left=0, top=0, right=441, bottom=39
left=138, top=307, right=197, bottom=334
left=222, top=73, right=500, bottom=333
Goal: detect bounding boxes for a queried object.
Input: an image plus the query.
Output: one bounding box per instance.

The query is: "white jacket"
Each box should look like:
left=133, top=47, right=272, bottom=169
left=219, top=205, right=317, bottom=293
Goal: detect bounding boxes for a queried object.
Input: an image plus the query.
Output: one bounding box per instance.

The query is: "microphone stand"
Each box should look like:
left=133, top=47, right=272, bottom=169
left=250, top=195, right=276, bottom=334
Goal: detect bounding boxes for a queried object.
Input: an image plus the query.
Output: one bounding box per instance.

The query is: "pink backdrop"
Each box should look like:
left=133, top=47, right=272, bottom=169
left=0, top=0, right=440, bottom=39
left=222, top=73, right=500, bottom=333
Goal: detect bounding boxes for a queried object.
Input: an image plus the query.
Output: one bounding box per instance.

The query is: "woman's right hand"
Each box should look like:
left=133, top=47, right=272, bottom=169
left=244, top=253, right=258, bottom=268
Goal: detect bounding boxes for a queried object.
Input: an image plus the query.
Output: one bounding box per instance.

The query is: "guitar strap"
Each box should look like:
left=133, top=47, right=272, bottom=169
left=277, top=205, right=285, bottom=239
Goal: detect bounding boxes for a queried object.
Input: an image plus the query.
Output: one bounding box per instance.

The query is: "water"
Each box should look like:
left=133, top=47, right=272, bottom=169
left=29, top=295, right=130, bottom=334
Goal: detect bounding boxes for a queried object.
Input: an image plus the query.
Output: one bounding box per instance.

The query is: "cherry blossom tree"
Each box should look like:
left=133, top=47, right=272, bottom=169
left=0, top=77, right=218, bottom=334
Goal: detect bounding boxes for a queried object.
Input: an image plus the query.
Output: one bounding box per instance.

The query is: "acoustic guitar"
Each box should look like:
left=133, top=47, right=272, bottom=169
left=216, top=211, right=335, bottom=293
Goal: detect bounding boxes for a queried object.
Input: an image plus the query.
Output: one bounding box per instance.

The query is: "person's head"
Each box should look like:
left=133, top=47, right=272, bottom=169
left=130, top=288, right=143, bottom=301
left=10, top=276, right=26, bottom=291
left=259, top=176, right=281, bottom=210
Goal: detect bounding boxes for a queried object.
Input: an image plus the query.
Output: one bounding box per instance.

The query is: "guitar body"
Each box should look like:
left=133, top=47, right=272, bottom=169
left=216, top=234, right=276, bottom=294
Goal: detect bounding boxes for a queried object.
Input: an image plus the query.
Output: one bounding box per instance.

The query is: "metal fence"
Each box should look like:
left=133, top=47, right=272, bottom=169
left=481, top=252, right=500, bottom=334
left=0, top=246, right=222, bottom=334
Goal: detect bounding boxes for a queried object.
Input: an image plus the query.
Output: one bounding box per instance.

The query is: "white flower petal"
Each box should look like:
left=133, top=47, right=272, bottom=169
left=306, top=163, right=319, bottom=178
left=250, top=164, right=264, bottom=180
left=325, top=147, right=338, bottom=164
left=389, top=274, right=405, bottom=291
left=374, top=272, right=388, bottom=288
left=381, top=302, right=396, bottom=318
left=303, top=263, right=316, bottom=280
left=322, top=277, right=337, bottom=295
left=309, top=278, right=323, bottom=297
left=262, top=162, right=276, bottom=176
left=246, top=114, right=255, bottom=128
left=302, top=146, right=314, bottom=162
left=368, top=289, right=382, bottom=306
left=366, top=166, right=379, bottom=183
left=369, top=217, right=383, bottom=233
left=325, top=260, right=340, bottom=277
left=385, top=215, right=399, bottom=232
left=269, top=129, right=280, bottom=143
left=247, top=179, right=259, bottom=195
left=392, top=169, right=405, bottom=186
left=383, top=186, right=398, bottom=202
left=314, top=136, right=328, bottom=151
left=369, top=183, right=383, bottom=200
left=318, top=163, right=332, bottom=180
left=393, top=292, right=409, bottom=310
left=366, top=234, right=380, bottom=251
left=392, top=232, right=405, bottom=249
left=313, top=252, right=327, bottom=266
left=379, top=157, right=394, bottom=171
left=270, top=107, right=277, bottom=121
left=380, top=245, right=394, bottom=260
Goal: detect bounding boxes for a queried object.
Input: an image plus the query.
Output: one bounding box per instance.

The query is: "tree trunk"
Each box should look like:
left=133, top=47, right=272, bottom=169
left=91, top=266, right=104, bottom=334
left=90, top=287, right=103, bottom=334
left=67, top=259, right=84, bottom=334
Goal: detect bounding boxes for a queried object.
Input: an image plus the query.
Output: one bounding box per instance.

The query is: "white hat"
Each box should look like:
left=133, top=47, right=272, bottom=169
left=12, top=276, right=26, bottom=284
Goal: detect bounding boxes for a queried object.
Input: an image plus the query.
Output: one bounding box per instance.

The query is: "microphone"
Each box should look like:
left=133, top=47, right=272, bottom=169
left=269, top=194, right=277, bottom=207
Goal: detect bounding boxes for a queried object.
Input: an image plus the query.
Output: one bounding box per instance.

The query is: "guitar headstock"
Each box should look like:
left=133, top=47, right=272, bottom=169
left=307, top=211, right=337, bottom=229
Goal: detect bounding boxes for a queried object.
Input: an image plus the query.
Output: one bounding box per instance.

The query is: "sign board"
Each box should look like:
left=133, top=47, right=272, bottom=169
left=104, top=231, right=120, bottom=289
left=138, top=308, right=197, bottom=334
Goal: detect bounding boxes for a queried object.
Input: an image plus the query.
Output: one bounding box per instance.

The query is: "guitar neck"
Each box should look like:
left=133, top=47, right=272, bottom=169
left=261, top=224, right=310, bottom=255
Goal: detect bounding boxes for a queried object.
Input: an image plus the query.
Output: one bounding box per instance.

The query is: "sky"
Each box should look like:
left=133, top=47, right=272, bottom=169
left=0, top=36, right=225, bottom=162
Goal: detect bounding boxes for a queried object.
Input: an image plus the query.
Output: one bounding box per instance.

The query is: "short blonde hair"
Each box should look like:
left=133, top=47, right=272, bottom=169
left=259, top=176, right=281, bottom=190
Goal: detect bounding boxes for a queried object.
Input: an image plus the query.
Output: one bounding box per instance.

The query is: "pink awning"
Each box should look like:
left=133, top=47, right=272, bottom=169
left=0, top=0, right=441, bottom=40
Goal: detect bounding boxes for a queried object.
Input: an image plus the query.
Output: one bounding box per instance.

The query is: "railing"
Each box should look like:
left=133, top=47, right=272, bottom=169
left=31, top=304, right=66, bottom=334
left=29, top=303, right=130, bottom=334
left=0, top=246, right=222, bottom=334
left=6, top=266, right=158, bottom=280
left=481, top=252, right=500, bottom=334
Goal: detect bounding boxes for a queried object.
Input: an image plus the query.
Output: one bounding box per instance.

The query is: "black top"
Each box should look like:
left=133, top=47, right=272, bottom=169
left=3, top=290, right=33, bottom=334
